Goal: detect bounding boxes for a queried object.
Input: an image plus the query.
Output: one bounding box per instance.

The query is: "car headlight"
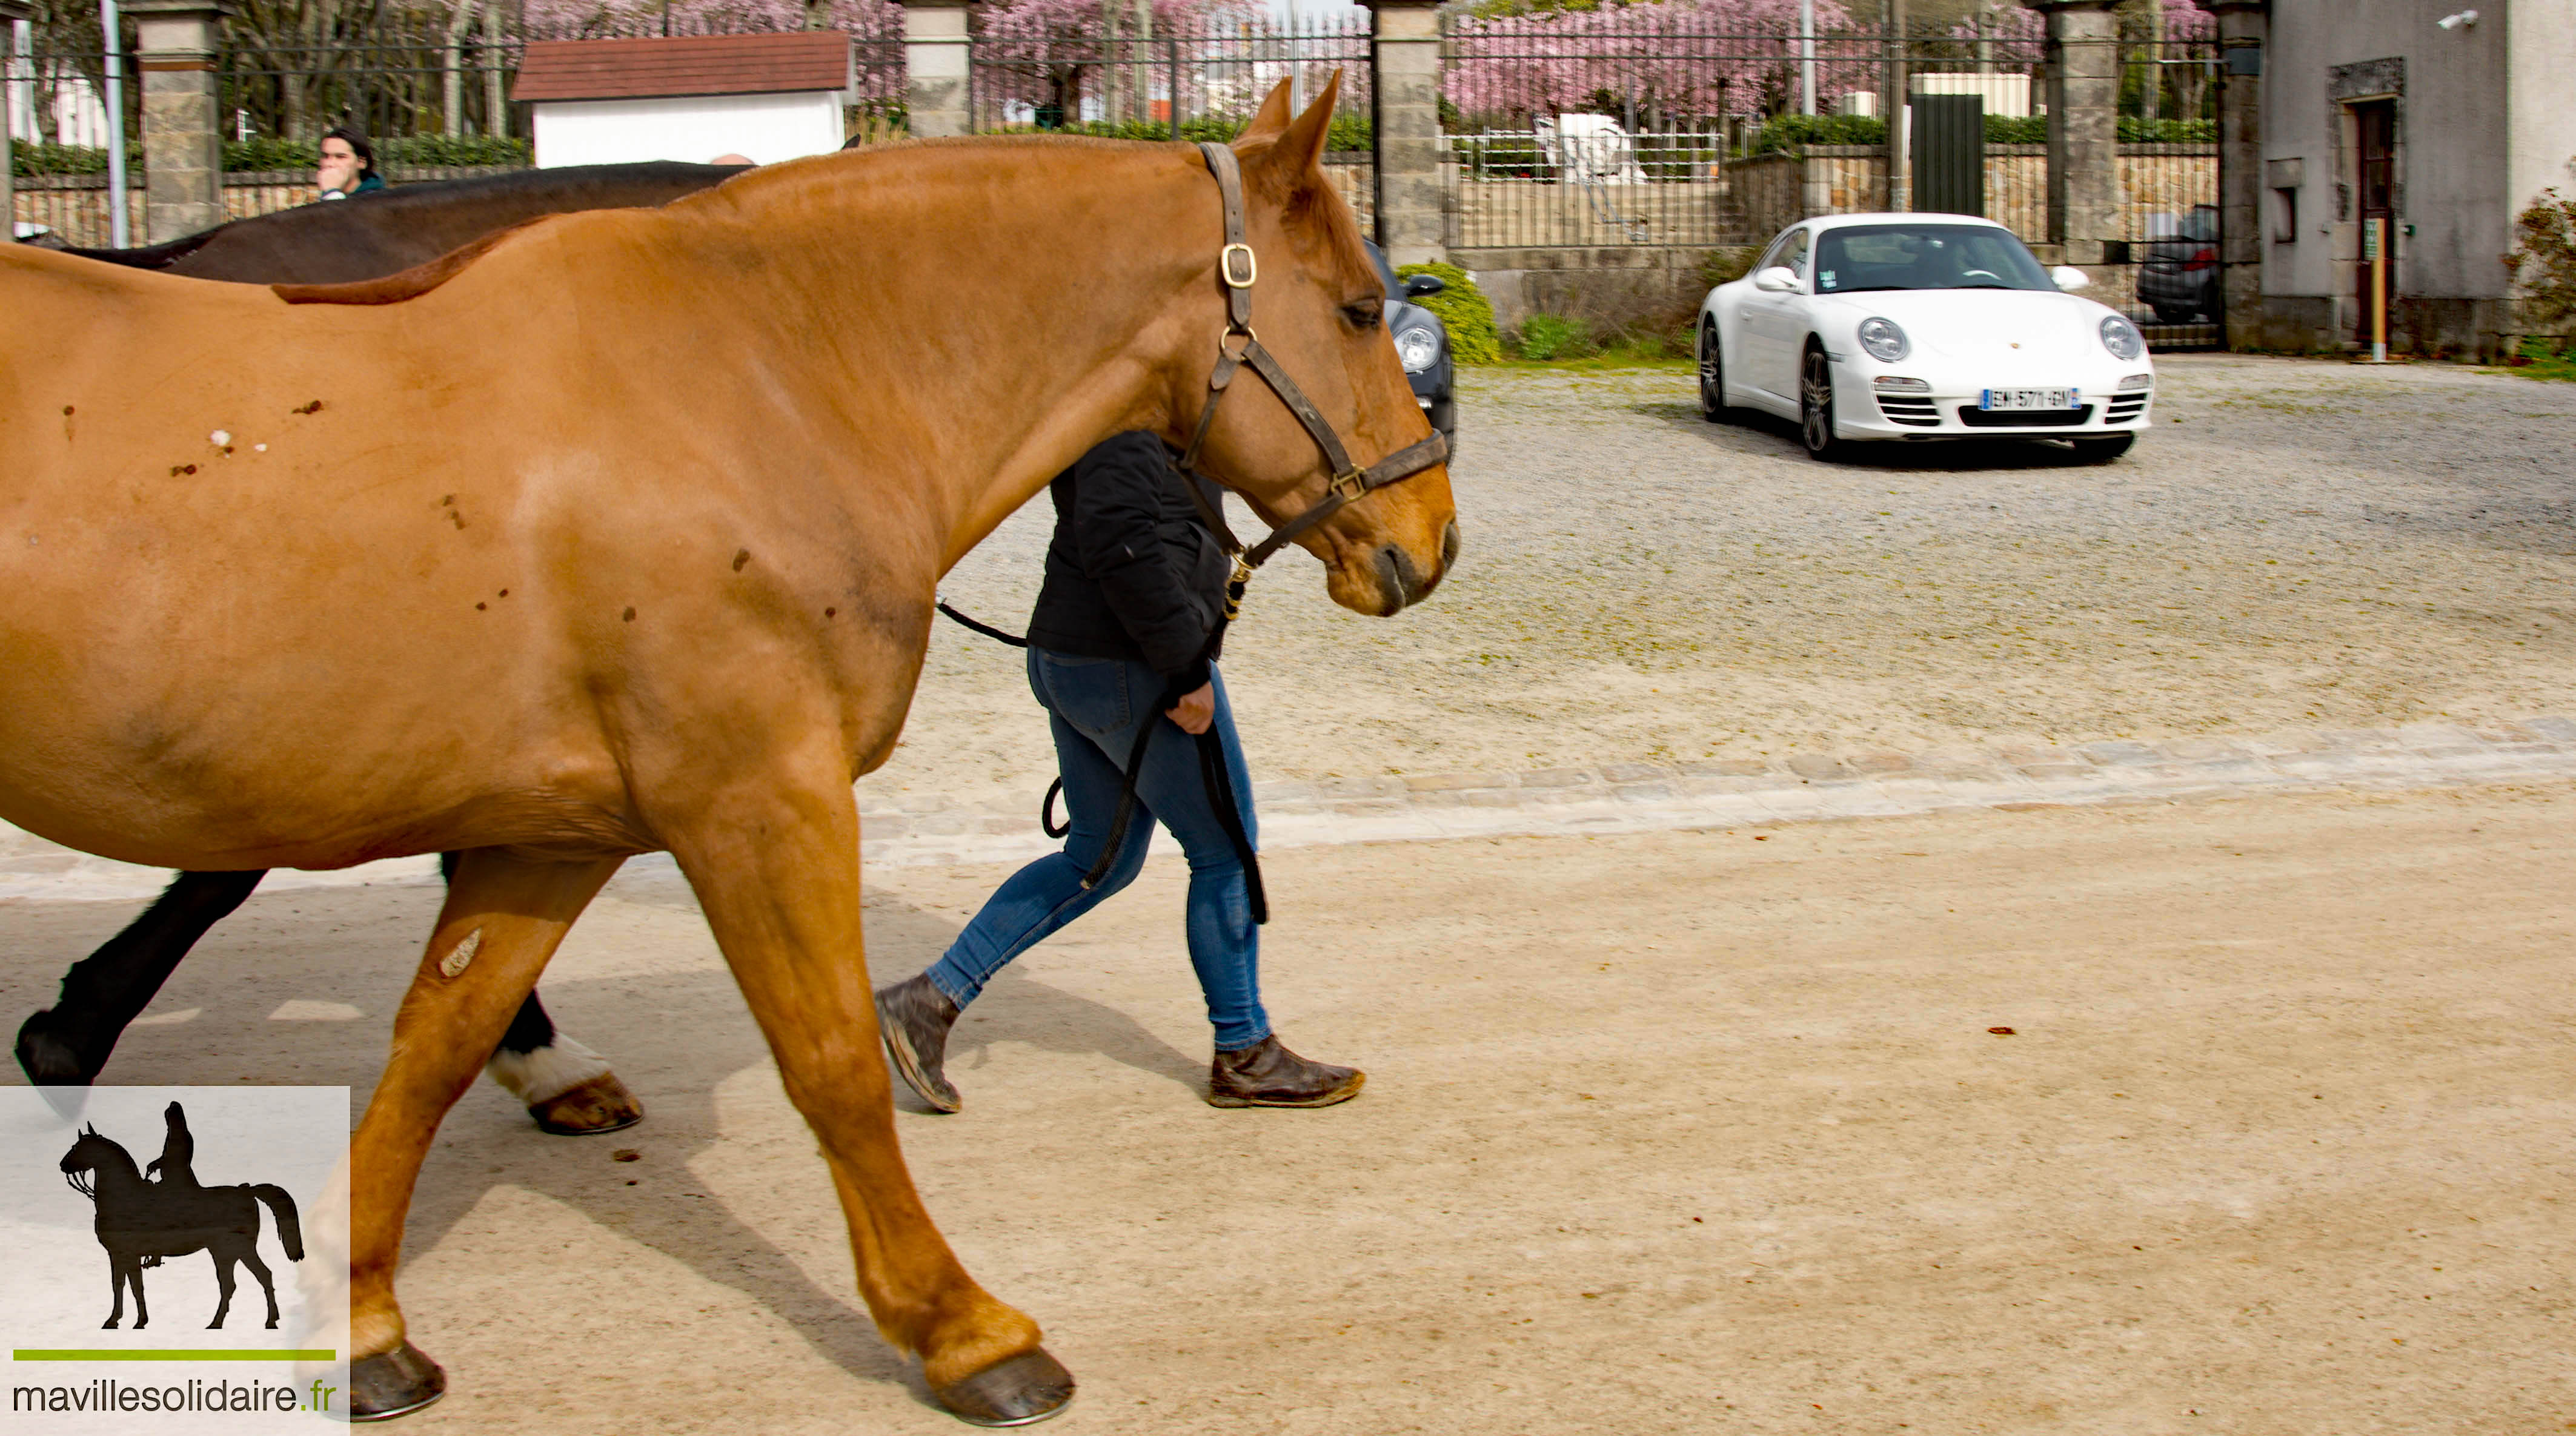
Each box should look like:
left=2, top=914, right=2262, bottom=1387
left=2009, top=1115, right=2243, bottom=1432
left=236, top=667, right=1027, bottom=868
left=1394, top=325, right=1442, bottom=374
left=1856, top=316, right=1908, bottom=362
left=2100, top=315, right=2145, bottom=360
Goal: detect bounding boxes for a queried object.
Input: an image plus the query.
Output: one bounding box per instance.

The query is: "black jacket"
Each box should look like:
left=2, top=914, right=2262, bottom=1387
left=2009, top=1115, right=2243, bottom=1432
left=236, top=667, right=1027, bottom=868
left=1024, top=432, right=1230, bottom=695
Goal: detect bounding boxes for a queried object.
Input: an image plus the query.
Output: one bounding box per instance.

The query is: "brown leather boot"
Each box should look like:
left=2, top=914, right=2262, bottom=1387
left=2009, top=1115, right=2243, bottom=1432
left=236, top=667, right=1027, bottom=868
left=1206, top=1035, right=1364, bottom=1108
left=874, top=973, right=961, bottom=1114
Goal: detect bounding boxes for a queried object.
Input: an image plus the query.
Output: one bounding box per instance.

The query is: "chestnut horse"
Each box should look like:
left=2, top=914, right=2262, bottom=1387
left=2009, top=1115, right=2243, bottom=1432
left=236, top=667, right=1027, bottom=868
left=0, top=78, right=1453, bottom=1424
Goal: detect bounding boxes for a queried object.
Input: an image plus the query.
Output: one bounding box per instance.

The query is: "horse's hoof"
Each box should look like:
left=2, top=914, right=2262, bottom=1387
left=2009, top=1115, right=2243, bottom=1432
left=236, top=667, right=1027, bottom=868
left=934, top=1348, right=1075, bottom=1428
left=527, top=1073, right=645, bottom=1136
left=349, top=1341, right=446, bottom=1423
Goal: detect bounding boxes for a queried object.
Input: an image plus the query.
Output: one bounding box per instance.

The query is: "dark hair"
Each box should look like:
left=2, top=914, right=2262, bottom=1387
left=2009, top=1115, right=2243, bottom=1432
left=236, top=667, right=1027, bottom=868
left=321, top=127, right=377, bottom=179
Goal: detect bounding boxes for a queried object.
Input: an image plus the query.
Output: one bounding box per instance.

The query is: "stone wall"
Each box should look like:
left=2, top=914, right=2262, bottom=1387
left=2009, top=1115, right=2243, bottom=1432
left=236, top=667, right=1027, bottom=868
left=1457, top=244, right=1751, bottom=340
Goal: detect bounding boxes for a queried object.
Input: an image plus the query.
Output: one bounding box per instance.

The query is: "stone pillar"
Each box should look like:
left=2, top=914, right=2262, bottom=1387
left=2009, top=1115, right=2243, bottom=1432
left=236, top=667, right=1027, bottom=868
left=128, top=0, right=228, bottom=243
left=2020, top=0, right=2119, bottom=265
left=0, top=0, right=29, bottom=239
left=2199, top=0, right=2268, bottom=347
left=902, top=0, right=971, bottom=139
left=1365, top=0, right=1443, bottom=269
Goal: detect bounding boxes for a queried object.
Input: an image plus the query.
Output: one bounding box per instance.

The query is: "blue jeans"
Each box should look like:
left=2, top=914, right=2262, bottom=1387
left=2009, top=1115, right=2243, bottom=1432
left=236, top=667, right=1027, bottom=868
left=924, top=649, right=1269, bottom=1051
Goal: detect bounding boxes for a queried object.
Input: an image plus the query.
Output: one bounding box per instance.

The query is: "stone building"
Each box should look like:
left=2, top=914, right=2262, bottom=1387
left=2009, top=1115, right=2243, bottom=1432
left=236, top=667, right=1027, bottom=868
left=2216, top=0, right=2576, bottom=357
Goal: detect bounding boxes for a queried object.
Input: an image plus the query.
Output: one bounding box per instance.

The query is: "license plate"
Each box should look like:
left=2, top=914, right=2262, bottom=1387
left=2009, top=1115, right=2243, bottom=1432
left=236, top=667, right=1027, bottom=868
left=1980, top=387, right=2079, bottom=411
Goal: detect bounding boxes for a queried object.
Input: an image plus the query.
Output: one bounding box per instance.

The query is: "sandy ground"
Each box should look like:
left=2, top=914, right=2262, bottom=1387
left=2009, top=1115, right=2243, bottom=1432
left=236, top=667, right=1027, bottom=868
left=6, top=785, right=2570, bottom=1434
left=895, top=355, right=2576, bottom=813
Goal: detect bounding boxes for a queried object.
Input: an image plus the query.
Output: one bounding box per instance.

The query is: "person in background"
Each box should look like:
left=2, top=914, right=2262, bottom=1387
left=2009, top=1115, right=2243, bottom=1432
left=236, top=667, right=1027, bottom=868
left=317, top=128, right=386, bottom=200
left=874, top=432, right=1365, bottom=1113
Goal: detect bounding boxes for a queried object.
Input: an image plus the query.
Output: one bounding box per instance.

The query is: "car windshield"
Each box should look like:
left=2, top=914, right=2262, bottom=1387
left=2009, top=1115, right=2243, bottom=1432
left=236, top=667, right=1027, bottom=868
left=1811, top=224, right=2054, bottom=294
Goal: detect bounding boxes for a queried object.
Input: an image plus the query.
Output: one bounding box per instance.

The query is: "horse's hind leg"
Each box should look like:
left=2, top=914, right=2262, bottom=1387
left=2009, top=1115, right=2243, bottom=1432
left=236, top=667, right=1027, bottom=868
left=483, top=990, right=645, bottom=1137
left=17, top=870, right=265, bottom=1084
left=208, top=1252, right=237, bottom=1329
left=657, top=769, right=1072, bottom=1426
left=231, top=1244, right=279, bottom=1329
left=442, top=852, right=641, bottom=1137
left=346, top=849, right=618, bottom=1421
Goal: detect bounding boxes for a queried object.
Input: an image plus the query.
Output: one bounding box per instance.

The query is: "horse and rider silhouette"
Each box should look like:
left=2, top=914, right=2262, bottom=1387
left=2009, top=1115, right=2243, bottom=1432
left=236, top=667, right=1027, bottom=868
left=57, top=1103, right=304, bottom=1330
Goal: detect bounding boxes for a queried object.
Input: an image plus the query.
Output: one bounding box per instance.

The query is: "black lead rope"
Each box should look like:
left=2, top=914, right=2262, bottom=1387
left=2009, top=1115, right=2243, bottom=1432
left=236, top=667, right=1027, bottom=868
left=933, top=589, right=1266, bottom=925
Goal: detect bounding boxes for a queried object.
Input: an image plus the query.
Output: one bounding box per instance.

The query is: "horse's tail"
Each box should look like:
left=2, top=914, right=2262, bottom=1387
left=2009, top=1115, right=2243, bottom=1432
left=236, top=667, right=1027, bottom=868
left=249, top=1185, right=304, bottom=1262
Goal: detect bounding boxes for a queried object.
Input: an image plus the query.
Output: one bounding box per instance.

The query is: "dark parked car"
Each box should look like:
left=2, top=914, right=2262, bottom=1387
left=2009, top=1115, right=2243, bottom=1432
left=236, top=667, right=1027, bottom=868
left=1364, top=239, right=1456, bottom=451
left=2137, top=203, right=2220, bottom=324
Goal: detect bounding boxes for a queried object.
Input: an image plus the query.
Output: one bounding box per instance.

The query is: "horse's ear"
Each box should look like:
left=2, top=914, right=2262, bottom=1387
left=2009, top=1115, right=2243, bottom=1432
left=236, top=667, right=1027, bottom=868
left=1266, top=70, right=1341, bottom=181
left=1233, top=78, right=1295, bottom=148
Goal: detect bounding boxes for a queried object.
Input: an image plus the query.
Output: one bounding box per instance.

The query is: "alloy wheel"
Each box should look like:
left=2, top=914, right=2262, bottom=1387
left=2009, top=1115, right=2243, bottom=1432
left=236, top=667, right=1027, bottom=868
left=1697, top=319, right=1726, bottom=422
left=1799, top=349, right=1840, bottom=458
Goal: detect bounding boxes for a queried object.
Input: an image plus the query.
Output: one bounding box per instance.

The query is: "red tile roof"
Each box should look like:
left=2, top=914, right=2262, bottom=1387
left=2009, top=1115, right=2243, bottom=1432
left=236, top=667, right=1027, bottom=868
left=513, top=33, right=853, bottom=103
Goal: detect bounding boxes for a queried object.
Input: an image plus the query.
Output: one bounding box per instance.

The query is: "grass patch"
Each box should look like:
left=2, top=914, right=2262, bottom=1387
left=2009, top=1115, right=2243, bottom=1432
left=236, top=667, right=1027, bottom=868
left=2488, top=337, right=2576, bottom=382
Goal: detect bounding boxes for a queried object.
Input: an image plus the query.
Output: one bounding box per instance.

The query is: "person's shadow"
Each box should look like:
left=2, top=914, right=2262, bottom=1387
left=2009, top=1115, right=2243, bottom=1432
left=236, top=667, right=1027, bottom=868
left=2, top=865, right=1198, bottom=1414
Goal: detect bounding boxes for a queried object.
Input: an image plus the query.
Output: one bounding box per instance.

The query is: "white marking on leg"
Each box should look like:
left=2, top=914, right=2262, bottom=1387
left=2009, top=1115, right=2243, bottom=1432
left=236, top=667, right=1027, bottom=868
left=438, top=928, right=482, bottom=979
left=486, top=1034, right=613, bottom=1106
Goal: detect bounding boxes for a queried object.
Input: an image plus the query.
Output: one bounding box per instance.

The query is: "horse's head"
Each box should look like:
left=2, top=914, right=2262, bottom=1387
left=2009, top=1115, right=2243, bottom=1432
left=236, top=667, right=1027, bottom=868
left=59, top=1124, right=119, bottom=1199
left=1180, top=76, right=1459, bottom=618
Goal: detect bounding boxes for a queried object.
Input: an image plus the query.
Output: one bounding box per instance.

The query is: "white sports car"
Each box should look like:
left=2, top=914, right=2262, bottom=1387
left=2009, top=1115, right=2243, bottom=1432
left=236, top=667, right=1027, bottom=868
left=1697, top=213, right=2154, bottom=463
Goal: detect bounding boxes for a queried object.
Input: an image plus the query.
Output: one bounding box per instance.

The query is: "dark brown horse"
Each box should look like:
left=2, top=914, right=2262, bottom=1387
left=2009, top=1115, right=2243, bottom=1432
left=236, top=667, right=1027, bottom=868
left=55, top=160, right=743, bottom=283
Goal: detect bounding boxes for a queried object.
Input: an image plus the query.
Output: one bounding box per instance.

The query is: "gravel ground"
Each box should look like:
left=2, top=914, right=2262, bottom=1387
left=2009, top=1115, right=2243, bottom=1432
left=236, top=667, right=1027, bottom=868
left=880, top=355, right=2576, bottom=813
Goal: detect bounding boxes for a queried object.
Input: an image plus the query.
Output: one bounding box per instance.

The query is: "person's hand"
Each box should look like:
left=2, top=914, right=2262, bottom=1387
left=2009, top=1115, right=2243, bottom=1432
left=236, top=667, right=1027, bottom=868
left=316, top=147, right=359, bottom=197
left=1164, top=682, right=1214, bottom=735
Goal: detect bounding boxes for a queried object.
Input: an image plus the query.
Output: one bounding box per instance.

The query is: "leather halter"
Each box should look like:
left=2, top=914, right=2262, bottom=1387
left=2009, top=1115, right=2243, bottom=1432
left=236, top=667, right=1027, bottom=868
left=1175, top=142, right=1449, bottom=620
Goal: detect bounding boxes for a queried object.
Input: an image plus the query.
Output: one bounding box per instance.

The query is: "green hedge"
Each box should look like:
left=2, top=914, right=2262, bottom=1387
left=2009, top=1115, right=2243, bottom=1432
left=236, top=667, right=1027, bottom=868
left=1396, top=261, right=1501, bottom=365
left=13, top=134, right=533, bottom=178
left=1741, top=111, right=2210, bottom=156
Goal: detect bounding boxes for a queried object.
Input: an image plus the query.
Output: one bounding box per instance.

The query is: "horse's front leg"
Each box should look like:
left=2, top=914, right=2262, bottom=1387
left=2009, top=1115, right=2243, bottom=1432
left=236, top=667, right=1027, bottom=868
left=104, top=1257, right=130, bottom=1329
left=657, top=761, right=1074, bottom=1426
left=344, top=849, right=618, bottom=1420
left=208, top=1251, right=236, bottom=1329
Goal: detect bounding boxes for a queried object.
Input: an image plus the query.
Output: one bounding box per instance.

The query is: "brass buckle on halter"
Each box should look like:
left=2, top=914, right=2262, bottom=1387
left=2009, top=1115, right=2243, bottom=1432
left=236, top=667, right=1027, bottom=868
left=1327, top=467, right=1369, bottom=502
left=1220, top=243, right=1258, bottom=290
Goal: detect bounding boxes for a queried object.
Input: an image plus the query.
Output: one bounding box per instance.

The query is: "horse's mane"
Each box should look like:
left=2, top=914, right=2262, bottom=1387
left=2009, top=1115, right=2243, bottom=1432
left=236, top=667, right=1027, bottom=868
left=68, top=1131, right=141, bottom=1178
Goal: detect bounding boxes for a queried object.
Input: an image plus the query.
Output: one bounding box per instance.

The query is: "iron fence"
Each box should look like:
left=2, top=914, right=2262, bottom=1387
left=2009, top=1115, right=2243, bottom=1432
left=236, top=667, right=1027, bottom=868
left=964, top=17, right=1369, bottom=141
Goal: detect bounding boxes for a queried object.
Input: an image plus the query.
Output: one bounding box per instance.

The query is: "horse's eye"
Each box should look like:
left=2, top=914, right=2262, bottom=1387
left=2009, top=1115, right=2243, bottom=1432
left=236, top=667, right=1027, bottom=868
left=1344, top=302, right=1383, bottom=330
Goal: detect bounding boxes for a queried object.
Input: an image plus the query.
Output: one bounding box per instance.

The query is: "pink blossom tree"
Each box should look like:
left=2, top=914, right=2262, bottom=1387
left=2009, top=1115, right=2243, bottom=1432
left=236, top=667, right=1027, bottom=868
left=1445, top=0, right=1868, bottom=130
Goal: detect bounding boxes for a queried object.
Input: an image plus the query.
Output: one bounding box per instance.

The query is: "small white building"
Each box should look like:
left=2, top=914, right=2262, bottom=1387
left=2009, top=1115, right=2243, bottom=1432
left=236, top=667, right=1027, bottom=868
left=514, top=32, right=853, bottom=169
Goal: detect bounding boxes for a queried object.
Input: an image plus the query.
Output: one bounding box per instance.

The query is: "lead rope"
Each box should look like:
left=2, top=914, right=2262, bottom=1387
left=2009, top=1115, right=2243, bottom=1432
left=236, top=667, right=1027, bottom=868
left=934, top=563, right=1266, bottom=925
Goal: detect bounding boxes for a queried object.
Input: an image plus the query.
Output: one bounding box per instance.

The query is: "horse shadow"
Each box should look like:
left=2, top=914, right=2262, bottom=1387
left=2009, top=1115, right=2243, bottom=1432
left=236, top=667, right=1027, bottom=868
left=5, top=871, right=1196, bottom=1406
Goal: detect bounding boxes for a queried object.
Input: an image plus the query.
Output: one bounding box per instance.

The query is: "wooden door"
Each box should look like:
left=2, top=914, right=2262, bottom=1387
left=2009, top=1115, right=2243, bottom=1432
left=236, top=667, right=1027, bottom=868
left=2353, top=100, right=2395, bottom=343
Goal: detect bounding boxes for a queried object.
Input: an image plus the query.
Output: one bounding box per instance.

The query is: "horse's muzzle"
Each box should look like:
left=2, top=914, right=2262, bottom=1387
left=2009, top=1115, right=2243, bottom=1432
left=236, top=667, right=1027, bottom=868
left=1372, top=521, right=1460, bottom=614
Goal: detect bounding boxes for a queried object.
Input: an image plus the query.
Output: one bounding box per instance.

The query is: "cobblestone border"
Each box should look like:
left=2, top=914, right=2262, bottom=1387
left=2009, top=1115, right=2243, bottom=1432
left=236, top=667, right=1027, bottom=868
left=852, top=716, right=2576, bottom=869
left=7, top=718, right=2574, bottom=901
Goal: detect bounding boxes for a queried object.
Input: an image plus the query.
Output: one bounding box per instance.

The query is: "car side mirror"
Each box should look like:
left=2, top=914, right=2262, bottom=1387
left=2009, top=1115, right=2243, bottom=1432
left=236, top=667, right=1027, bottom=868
left=2050, top=265, right=2093, bottom=291
left=1402, top=274, right=1446, bottom=299
left=1753, top=266, right=1802, bottom=293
